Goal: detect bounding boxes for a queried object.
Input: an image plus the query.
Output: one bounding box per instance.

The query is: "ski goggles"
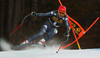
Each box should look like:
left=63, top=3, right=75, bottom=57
left=58, top=11, right=65, bottom=15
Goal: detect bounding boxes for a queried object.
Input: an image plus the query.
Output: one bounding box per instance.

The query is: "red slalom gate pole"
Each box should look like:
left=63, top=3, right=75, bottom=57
left=60, top=17, right=99, bottom=49
left=58, top=0, right=63, bottom=6
left=85, top=17, right=99, bottom=33
left=58, top=0, right=99, bottom=52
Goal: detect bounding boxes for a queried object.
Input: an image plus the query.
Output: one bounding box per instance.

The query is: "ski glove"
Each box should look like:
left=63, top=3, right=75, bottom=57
left=66, top=34, right=70, bottom=37
left=31, top=11, right=36, bottom=16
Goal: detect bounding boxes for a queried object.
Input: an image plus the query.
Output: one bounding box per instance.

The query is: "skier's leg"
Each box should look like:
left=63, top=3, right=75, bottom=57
left=28, top=25, right=47, bottom=42
left=44, top=28, right=58, bottom=41
left=21, top=25, right=47, bottom=45
left=37, top=28, right=58, bottom=47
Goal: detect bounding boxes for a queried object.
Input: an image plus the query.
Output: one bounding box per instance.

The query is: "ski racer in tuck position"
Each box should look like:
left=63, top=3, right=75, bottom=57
left=21, top=5, right=70, bottom=47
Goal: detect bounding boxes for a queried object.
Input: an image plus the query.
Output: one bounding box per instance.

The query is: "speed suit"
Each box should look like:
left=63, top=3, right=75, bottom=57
left=28, top=10, right=70, bottom=42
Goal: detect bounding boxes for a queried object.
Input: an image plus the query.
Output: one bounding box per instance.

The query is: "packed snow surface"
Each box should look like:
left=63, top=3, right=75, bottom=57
left=0, top=47, right=100, bottom=58
left=0, top=38, right=100, bottom=58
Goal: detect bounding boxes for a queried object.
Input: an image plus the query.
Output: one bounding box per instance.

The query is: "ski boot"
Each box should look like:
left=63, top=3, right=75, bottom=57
left=37, top=38, right=46, bottom=47
left=21, top=39, right=33, bottom=45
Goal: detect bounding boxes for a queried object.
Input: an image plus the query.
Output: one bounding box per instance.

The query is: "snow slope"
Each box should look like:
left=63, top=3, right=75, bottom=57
left=0, top=48, right=100, bottom=58
left=0, top=38, right=100, bottom=58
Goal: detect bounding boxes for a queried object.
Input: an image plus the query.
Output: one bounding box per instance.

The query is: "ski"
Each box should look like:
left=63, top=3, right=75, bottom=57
left=31, top=44, right=44, bottom=47
left=11, top=43, right=32, bottom=50
left=11, top=43, right=44, bottom=50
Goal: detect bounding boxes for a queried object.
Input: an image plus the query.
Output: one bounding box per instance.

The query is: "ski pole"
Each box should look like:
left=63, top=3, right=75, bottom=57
left=9, top=14, right=31, bottom=37
left=56, top=42, right=64, bottom=53
left=56, top=37, right=69, bottom=53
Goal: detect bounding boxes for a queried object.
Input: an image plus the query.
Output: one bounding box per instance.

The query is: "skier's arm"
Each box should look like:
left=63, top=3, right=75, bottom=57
left=31, top=11, right=54, bottom=17
left=65, top=18, right=70, bottom=37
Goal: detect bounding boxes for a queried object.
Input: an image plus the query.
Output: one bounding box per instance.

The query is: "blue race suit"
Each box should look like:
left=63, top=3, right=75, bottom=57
left=28, top=10, right=70, bottom=42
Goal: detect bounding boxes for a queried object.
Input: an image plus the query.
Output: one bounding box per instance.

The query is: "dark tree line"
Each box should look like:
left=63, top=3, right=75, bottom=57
left=0, top=0, right=59, bottom=45
left=0, top=0, right=39, bottom=45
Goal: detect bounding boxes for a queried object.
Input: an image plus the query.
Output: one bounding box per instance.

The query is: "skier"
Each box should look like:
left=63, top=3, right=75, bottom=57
left=21, top=5, right=70, bottom=47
